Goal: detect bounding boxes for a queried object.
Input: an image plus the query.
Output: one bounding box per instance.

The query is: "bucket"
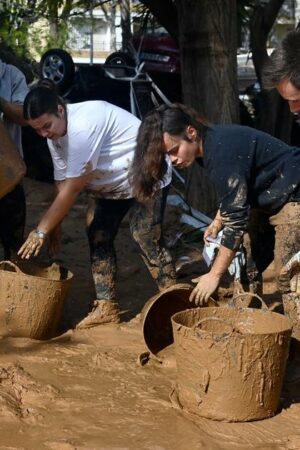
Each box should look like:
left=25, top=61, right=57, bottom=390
left=0, top=260, right=73, bottom=339
left=171, top=294, right=292, bottom=422
left=0, top=121, right=26, bottom=199
left=141, top=283, right=216, bottom=357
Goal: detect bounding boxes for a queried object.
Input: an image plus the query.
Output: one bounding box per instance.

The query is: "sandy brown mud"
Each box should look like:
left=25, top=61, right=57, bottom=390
left=0, top=178, right=299, bottom=449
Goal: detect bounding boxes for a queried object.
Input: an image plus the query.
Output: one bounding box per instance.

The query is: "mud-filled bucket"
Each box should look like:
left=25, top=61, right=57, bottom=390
left=0, top=260, right=73, bottom=339
left=0, top=121, right=26, bottom=199
left=141, top=283, right=216, bottom=357
left=171, top=295, right=292, bottom=422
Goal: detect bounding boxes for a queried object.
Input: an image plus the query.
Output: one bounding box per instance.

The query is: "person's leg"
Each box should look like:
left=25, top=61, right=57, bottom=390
left=77, top=197, right=132, bottom=328
left=242, top=209, right=274, bottom=295
left=129, top=187, right=176, bottom=291
left=0, top=184, right=26, bottom=260
left=270, top=202, right=300, bottom=293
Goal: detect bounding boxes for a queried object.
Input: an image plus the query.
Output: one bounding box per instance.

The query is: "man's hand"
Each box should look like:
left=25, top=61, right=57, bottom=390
left=18, top=230, right=46, bottom=259
left=189, top=272, right=221, bottom=305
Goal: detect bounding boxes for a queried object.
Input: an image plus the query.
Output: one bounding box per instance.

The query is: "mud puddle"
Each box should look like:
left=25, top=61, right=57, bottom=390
left=0, top=178, right=299, bottom=449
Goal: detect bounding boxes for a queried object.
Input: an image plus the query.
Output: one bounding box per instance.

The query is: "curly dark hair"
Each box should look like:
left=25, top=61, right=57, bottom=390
left=130, top=103, right=208, bottom=202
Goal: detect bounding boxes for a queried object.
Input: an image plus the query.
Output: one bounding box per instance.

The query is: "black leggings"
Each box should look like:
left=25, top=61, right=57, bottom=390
left=0, top=184, right=26, bottom=260
left=86, top=187, right=176, bottom=301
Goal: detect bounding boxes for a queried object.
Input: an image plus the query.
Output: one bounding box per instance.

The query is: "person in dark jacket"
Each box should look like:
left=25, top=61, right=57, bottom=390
left=130, top=103, right=300, bottom=304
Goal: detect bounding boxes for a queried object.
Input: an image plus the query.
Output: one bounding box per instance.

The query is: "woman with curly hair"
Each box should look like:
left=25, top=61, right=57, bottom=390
left=130, top=103, right=300, bottom=305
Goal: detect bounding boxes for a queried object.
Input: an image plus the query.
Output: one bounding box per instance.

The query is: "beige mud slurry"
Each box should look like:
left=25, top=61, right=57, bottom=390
left=0, top=177, right=299, bottom=449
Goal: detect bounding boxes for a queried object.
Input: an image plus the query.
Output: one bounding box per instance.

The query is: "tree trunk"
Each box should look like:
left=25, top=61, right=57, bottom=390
left=110, top=4, right=117, bottom=51
left=47, top=0, right=59, bottom=40
left=176, top=0, right=239, bottom=216
left=250, top=0, right=293, bottom=142
left=120, top=0, right=132, bottom=51
left=176, top=0, right=239, bottom=124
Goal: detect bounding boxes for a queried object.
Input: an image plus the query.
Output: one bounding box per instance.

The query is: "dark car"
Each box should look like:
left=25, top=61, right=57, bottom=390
left=23, top=48, right=173, bottom=181
left=23, top=44, right=259, bottom=182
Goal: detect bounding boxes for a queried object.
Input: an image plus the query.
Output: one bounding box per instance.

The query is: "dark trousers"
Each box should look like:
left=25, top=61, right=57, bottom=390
left=86, top=187, right=176, bottom=301
left=0, top=184, right=26, bottom=260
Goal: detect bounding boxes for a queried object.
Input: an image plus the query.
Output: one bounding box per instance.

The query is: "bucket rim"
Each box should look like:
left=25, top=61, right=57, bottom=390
left=0, top=260, right=74, bottom=282
left=141, top=283, right=217, bottom=355
left=171, top=306, right=293, bottom=336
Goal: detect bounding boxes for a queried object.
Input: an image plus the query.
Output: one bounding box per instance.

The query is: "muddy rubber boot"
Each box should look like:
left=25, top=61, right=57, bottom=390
left=76, top=300, right=120, bottom=329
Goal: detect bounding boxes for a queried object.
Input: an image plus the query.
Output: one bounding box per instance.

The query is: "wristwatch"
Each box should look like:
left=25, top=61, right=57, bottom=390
left=35, top=229, right=47, bottom=240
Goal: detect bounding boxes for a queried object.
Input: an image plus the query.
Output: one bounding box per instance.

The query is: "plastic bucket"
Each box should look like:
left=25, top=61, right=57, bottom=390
left=171, top=295, right=292, bottom=422
left=0, top=121, right=26, bottom=199
left=141, top=283, right=216, bottom=357
left=0, top=260, right=73, bottom=339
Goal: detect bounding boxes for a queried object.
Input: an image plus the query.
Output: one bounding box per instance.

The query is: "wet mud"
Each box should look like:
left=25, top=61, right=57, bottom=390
left=0, top=178, right=299, bottom=449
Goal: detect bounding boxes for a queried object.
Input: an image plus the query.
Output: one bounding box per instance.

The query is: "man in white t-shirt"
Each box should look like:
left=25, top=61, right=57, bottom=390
left=0, top=59, right=28, bottom=259
left=18, top=86, right=176, bottom=327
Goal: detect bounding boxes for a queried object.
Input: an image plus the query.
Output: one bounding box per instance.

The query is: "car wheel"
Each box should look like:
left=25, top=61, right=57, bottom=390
left=104, top=51, right=136, bottom=67
left=40, top=49, right=75, bottom=94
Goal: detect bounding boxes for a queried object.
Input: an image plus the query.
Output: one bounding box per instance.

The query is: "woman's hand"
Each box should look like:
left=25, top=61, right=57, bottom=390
left=189, top=272, right=221, bottom=305
left=204, top=218, right=223, bottom=245
left=17, top=229, right=46, bottom=259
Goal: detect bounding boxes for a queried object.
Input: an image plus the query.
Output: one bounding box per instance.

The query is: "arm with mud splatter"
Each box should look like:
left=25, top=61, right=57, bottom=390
left=215, top=171, right=250, bottom=251
left=190, top=170, right=250, bottom=305
left=46, top=181, right=66, bottom=256
left=18, top=176, right=88, bottom=259
left=203, top=209, right=223, bottom=243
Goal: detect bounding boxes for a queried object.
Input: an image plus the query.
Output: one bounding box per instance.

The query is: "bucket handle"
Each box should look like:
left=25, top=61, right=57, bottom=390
left=228, top=292, right=268, bottom=311
left=192, top=316, right=235, bottom=333
left=0, top=260, right=22, bottom=273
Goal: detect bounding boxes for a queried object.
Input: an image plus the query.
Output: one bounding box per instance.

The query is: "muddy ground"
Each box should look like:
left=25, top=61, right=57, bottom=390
left=0, top=177, right=300, bottom=450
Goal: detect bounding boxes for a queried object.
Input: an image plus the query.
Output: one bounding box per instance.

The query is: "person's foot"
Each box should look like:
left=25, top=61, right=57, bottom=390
left=76, top=300, right=120, bottom=329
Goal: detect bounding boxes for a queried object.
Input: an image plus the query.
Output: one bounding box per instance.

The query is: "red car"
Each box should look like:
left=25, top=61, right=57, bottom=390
left=132, top=31, right=180, bottom=74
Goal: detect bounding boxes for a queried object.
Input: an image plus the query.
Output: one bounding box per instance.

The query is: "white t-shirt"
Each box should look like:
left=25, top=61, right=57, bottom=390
left=47, top=101, right=172, bottom=199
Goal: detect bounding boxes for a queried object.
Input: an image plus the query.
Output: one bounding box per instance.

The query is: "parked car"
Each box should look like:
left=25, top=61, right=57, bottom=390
left=132, top=30, right=180, bottom=75
left=23, top=48, right=173, bottom=181
left=23, top=46, right=260, bottom=182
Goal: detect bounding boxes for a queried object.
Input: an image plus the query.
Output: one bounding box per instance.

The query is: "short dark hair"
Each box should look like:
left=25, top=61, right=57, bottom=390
left=262, top=28, right=300, bottom=90
left=23, top=86, right=65, bottom=120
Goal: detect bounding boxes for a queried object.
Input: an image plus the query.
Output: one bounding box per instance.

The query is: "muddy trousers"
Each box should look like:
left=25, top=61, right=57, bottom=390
left=86, top=187, right=176, bottom=302
left=242, top=202, right=300, bottom=295
left=0, top=184, right=26, bottom=260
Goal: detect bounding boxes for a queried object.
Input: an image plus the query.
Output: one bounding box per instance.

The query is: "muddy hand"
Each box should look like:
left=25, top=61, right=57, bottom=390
left=18, top=229, right=46, bottom=259
left=204, top=219, right=222, bottom=245
left=189, top=273, right=220, bottom=305
left=291, top=274, right=300, bottom=294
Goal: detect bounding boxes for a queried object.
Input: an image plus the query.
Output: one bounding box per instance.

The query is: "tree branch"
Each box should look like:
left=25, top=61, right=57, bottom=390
left=139, top=0, right=179, bottom=44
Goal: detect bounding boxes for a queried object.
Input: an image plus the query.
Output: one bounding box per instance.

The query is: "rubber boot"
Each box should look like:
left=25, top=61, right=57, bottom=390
left=76, top=300, right=120, bottom=329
